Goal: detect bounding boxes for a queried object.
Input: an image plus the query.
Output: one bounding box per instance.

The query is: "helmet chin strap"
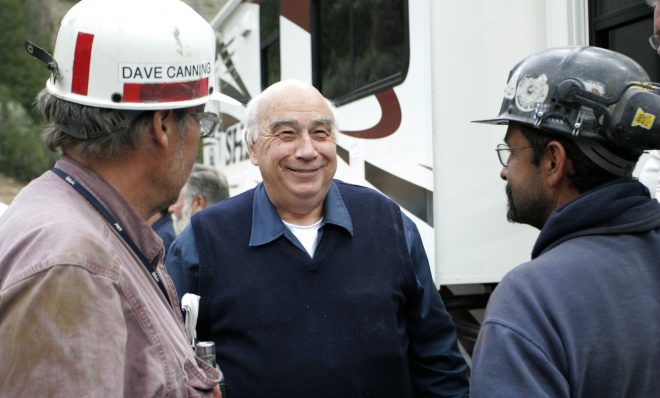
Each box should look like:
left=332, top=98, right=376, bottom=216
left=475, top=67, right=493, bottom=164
left=573, top=138, right=636, bottom=177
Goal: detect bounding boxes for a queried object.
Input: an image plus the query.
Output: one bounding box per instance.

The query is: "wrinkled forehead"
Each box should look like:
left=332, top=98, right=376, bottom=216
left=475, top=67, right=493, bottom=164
left=259, top=85, right=333, bottom=123
left=268, top=117, right=335, bottom=132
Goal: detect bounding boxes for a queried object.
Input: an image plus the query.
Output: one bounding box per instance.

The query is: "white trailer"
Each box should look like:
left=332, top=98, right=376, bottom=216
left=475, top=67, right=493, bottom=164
left=202, top=0, right=655, bottom=352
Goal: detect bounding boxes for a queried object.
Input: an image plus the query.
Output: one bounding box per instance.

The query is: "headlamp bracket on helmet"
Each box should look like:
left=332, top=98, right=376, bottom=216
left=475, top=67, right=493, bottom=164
left=25, top=40, right=60, bottom=84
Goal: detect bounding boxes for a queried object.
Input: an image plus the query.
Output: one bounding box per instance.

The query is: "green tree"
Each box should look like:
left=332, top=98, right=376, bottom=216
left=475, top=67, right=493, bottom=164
left=0, top=0, right=51, bottom=116
left=0, top=86, right=56, bottom=181
left=0, top=0, right=56, bottom=181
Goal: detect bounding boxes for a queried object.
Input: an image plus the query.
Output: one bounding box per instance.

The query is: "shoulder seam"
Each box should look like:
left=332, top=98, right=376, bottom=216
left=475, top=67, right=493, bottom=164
left=482, top=318, right=555, bottom=363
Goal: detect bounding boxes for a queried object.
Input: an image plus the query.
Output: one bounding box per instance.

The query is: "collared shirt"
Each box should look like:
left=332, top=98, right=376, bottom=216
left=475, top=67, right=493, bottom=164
left=168, top=182, right=429, bottom=295
left=0, top=156, right=220, bottom=397
left=167, top=180, right=469, bottom=397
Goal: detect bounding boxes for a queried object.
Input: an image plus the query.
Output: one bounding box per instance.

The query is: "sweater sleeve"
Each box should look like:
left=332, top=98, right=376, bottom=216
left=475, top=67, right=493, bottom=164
left=471, top=320, right=569, bottom=398
left=401, top=213, right=470, bottom=397
left=471, top=269, right=570, bottom=398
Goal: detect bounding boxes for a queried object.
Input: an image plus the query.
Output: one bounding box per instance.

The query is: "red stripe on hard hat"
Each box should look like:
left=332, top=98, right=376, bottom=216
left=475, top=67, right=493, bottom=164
left=122, top=78, right=209, bottom=103
left=71, top=32, right=95, bottom=96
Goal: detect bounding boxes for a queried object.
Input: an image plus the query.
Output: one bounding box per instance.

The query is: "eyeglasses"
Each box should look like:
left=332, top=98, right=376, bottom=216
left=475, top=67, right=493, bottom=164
left=495, top=143, right=532, bottom=167
left=189, top=112, right=220, bottom=138
left=650, top=34, right=660, bottom=51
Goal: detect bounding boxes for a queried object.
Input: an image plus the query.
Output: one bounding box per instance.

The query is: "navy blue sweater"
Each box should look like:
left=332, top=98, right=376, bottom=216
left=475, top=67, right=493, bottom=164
left=192, top=182, right=445, bottom=397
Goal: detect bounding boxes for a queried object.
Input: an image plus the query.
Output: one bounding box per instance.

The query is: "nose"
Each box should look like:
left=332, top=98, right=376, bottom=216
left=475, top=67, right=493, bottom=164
left=169, top=199, right=183, bottom=218
left=295, top=131, right=318, bottom=160
left=500, top=166, right=508, bottom=181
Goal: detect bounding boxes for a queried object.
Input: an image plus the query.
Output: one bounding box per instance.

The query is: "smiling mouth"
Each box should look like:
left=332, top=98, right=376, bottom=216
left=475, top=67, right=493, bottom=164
left=292, top=169, right=317, bottom=174
left=290, top=164, right=322, bottom=171
left=288, top=166, right=322, bottom=177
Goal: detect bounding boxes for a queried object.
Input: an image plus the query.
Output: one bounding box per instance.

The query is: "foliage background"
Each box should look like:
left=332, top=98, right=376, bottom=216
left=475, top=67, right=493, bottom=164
left=0, top=0, right=226, bottom=185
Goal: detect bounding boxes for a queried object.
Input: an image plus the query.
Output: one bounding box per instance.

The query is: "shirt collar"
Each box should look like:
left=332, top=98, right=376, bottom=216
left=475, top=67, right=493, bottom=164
left=55, top=156, right=164, bottom=264
left=249, top=180, right=354, bottom=247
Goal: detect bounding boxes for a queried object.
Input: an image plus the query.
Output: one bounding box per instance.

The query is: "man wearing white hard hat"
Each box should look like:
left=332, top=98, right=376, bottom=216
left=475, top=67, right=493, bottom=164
left=0, top=0, right=225, bottom=396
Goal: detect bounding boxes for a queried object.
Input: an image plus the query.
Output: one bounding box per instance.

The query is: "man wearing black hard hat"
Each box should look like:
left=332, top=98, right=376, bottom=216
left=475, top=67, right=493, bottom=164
left=471, top=46, right=660, bottom=397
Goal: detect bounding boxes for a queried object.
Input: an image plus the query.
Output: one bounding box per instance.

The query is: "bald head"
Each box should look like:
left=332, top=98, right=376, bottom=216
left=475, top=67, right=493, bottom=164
left=262, top=79, right=321, bottom=100
left=244, top=80, right=338, bottom=145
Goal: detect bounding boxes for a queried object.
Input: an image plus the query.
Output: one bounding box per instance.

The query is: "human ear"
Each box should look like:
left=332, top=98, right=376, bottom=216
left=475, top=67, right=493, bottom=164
left=151, top=110, right=173, bottom=147
left=544, top=141, right=569, bottom=186
left=245, top=129, right=259, bottom=166
left=193, top=195, right=206, bottom=212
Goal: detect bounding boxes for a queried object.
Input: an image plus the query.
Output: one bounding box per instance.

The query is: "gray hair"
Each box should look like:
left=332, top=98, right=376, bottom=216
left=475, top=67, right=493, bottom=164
left=243, top=86, right=339, bottom=146
left=183, top=163, right=229, bottom=205
left=37, top=89, right=189, bottom=158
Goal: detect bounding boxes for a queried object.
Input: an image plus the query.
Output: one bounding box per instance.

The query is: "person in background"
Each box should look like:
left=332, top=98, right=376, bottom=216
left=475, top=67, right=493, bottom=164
left=165, top=79, right=469, bottom=398
left=166, top=163, right=228, bottom=294
left=150, top=207, right=177, bottom=253
left=638, top=0, right=660, bottom=200
left=170, top=163, right=229, bottom=236
left=471, top=46, right=660, bottom=397
left=0, top=0, right=224, bottom=395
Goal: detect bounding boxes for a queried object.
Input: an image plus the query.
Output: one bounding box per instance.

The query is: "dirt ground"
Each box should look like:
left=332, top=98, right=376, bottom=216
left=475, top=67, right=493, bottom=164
left=0, top=175, right=26, bottom=205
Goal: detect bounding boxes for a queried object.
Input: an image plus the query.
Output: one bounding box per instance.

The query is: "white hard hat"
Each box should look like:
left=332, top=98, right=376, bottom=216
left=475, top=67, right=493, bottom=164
left=44, top=0, right=216, bottom=110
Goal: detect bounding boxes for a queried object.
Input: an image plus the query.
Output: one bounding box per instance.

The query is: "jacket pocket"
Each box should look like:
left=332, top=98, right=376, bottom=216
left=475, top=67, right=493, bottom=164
left=183, top=357, right=223, bottom=397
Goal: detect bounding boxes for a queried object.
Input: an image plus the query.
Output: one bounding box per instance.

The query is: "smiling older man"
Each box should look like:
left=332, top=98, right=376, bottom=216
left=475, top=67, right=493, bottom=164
left=165, top=79, right=469, bottom=398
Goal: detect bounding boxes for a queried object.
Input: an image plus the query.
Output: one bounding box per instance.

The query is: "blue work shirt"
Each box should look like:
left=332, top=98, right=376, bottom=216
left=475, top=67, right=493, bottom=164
left=152, top=213, right=175, bottom=257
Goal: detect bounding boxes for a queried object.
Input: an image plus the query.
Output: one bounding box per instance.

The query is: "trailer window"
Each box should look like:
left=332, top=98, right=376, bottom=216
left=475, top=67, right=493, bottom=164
left=260, top=0, right=281, bottom=89
left=589, top=0, right=658, bottom=81
left=313, top=0, right=408, bottom=104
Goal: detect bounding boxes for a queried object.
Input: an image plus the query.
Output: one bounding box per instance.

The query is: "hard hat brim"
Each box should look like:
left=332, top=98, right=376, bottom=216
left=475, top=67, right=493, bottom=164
left=471, top=117, right=510, bottom=125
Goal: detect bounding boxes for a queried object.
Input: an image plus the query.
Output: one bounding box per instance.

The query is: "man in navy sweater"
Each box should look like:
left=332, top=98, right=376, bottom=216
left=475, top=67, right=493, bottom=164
left=471, top=47, right=660, bottom=397
left=166, top=79, right=469, bottom=397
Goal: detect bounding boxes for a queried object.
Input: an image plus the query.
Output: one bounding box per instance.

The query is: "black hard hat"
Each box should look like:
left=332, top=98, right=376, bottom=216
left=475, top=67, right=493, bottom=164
left=474, top=46, right=660, bottom=176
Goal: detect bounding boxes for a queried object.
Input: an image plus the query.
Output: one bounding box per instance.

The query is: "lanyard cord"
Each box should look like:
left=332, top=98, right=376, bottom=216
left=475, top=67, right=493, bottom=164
left=52, top=167, right=172, bottom=308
